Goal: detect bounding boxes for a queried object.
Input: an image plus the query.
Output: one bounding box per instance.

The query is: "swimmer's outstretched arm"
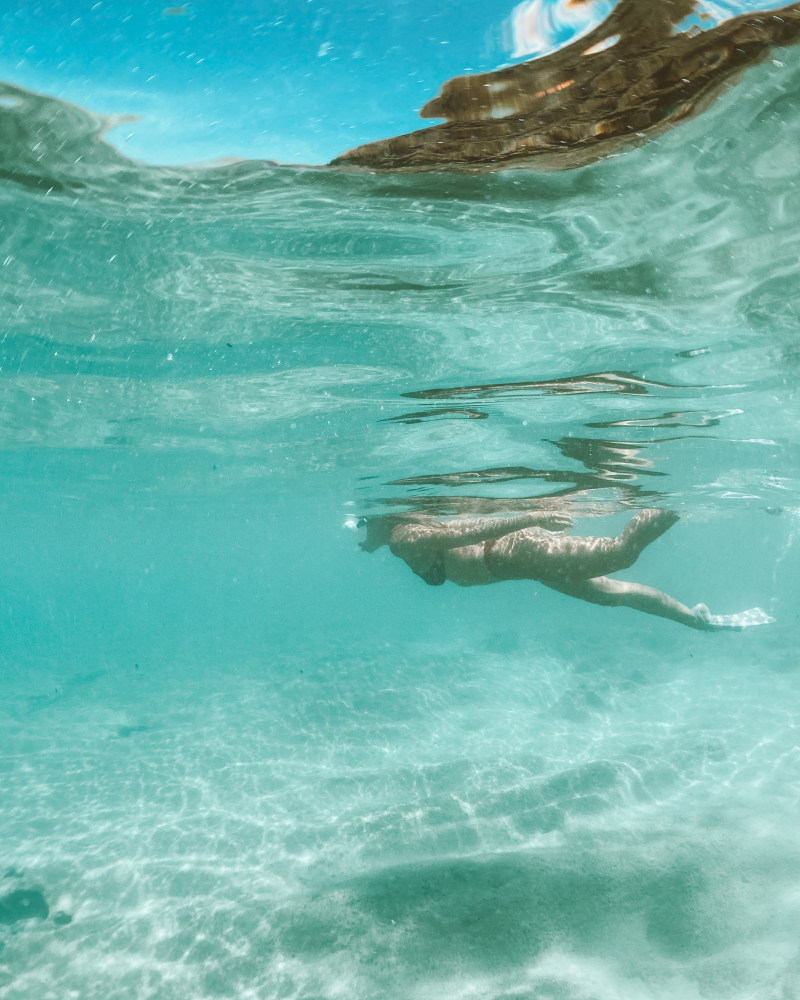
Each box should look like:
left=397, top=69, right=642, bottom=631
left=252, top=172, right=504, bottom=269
left=391, top=511, right=571, bottom=554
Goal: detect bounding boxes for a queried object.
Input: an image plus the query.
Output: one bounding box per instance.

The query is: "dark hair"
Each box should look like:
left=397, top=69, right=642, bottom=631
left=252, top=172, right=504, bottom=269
left=360, top=513, right=414, bottom=550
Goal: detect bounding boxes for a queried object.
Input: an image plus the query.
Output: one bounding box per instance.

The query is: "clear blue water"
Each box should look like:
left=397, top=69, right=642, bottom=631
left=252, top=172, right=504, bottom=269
left=2, top=39, right=800, bottom=999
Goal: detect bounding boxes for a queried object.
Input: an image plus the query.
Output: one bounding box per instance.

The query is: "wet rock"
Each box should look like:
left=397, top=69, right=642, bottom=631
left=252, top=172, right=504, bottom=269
left=333, top=0, right=800, bottom=172
left=0, top=889, right=49, bottom=925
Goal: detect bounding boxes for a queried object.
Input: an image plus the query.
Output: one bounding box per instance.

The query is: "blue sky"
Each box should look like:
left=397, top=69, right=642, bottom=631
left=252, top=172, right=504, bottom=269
left=0, top=0, right=513, bottom=164
left=0, top=0, right=786, bottom=165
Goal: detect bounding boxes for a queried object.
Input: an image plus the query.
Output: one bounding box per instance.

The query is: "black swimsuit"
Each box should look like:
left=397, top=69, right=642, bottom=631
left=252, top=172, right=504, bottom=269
left=416, top=552, right=446, bottom=586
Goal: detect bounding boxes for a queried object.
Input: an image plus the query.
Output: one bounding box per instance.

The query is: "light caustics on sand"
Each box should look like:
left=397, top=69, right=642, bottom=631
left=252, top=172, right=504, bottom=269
left=332, top=0, right=800, bottom=171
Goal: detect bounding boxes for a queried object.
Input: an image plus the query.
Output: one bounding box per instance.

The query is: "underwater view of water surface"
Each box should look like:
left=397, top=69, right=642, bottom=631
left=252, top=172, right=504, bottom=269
left=3, top=15, right=800, bottom=998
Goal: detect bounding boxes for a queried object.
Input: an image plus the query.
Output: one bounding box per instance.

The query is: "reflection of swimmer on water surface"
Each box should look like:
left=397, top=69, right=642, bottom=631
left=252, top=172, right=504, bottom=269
left=356, top=509, right=773, bottom=631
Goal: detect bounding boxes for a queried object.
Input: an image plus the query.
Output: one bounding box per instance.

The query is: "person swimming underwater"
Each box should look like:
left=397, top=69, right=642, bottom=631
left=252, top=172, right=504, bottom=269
left=356, top=508, right=773, bottom=631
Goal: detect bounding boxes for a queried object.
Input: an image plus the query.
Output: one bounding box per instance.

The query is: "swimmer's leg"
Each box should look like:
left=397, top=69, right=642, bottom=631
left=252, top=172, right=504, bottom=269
left=540, top=575, right=710, bottom=629
left=493, top=508, right=680, bottom=580
left=574, top=508, right=681, bottom=577
left=619, top=508, right=680, bottom=553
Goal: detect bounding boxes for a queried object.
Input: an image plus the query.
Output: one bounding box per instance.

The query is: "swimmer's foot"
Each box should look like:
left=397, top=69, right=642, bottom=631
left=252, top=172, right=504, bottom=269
left=692, top=603, right=775, bottom=631
left=624, top=508, right=680, bottom=548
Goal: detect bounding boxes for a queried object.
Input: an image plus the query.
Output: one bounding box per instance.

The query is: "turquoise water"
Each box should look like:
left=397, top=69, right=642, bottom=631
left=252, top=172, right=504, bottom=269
left=2, top=51, right=800, bottom=999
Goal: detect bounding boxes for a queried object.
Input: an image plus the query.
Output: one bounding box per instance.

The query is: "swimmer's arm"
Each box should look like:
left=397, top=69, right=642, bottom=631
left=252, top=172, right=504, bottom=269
left=390, top=512, right=571, bottom=555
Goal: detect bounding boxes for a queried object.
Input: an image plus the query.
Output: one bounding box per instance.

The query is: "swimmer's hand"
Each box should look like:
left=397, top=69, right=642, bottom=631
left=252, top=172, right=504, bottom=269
left=692, top=604, right=775, bottom=631
left=537, top=512, right=573, bottom=533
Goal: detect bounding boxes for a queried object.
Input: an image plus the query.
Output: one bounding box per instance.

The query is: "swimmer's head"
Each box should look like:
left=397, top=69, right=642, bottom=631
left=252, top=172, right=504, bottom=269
left=343, top=516, right=371, bottom=549
left=348, top=515, right=397, bottom=552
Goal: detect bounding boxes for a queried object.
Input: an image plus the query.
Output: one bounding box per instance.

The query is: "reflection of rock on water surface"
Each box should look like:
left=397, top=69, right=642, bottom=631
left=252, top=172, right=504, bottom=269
left=332, top=0, right=800, bottom=171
